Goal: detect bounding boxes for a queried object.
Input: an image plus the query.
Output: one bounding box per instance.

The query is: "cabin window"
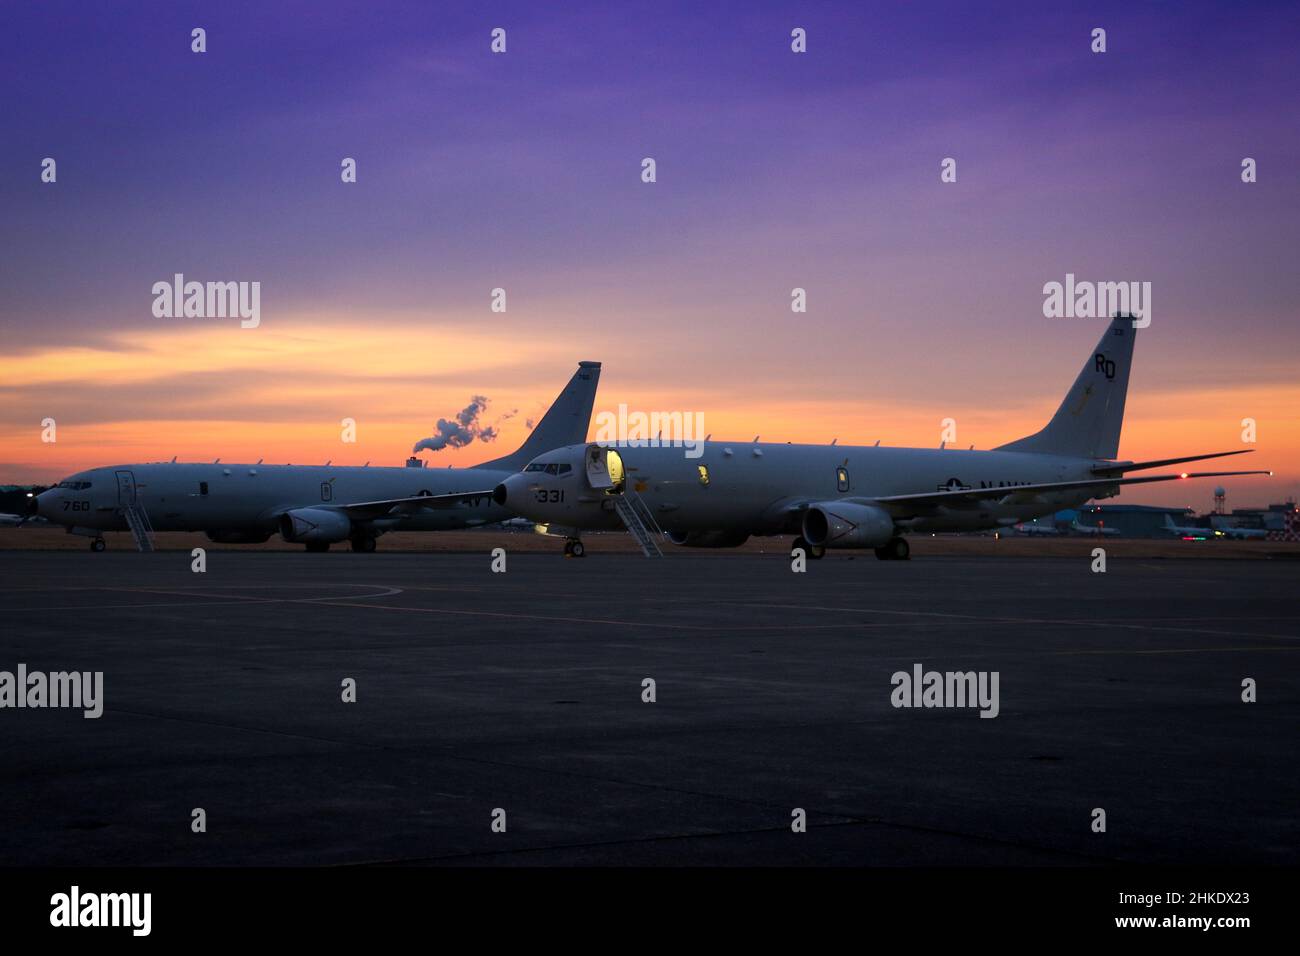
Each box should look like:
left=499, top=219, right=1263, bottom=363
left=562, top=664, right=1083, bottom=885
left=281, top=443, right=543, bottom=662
left=320, top=482, right=332, bottom=502
left=836, top=467, right=850, bottom=492
left=697, top=465, right=710, bottom=487
left=199, top=482, right=209, bottom=496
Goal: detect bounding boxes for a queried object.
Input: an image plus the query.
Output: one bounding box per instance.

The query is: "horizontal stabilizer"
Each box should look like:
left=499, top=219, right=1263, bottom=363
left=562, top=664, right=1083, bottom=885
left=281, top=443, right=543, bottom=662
left=864, top=469, right=1271, bottom=513
left=1091, top=449, right=1253, bottom=475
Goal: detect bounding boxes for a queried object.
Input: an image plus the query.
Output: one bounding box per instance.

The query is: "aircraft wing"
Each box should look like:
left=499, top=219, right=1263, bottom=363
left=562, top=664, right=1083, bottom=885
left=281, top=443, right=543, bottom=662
left=339, top=490, right=497, bottom=521
left=861, top=469, right=1271, bottom=514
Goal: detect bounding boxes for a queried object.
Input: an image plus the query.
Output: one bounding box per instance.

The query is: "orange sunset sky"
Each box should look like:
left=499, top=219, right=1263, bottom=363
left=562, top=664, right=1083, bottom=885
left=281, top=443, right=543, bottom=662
left=1, top=310, right=1295, bottom=510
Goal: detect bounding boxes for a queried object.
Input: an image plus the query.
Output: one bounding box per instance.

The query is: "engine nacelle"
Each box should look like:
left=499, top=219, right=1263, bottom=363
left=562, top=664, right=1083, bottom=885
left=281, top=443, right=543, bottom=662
left=665, top=530, right=750, bottom=549
left=279, top=508, right=352, bottom=544
left=803, top=501, right=894, bottom=549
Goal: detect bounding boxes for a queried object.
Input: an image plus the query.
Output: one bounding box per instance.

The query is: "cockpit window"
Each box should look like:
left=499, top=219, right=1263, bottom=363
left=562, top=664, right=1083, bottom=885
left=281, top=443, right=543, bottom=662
left=524, top=463, right=547, bottom=472
left=57, top=480, right=92, bottom=490
left=544, top=463, right=559, bottom=475
left=558, top=464, right=572, bottom=475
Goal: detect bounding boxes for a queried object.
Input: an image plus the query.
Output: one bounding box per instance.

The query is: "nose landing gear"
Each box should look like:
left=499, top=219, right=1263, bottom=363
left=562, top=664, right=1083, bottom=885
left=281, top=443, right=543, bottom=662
left=563, top=538, right=586, bottom=558
left=90, top=538, right=106, bottom=552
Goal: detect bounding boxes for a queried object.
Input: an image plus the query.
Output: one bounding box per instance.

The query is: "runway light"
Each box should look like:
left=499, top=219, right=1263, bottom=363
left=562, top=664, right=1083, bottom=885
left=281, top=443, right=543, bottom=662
left=1180, top=472, right=1189, bottom=478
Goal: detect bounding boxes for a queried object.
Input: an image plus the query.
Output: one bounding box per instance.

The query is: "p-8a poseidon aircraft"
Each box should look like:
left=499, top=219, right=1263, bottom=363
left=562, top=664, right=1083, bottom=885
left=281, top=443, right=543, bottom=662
left=31, top=362, right=600, bottom=551
left=486, top=318, right=1269, bottom=558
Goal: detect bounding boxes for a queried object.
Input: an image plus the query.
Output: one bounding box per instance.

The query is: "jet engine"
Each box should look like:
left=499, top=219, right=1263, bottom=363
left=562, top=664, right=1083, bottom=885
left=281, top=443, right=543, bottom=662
left=279, top=508, right=352, bottom=544
left=665, top=530, right=750, bottom=548
left=802, top=502, right=894, bottom=549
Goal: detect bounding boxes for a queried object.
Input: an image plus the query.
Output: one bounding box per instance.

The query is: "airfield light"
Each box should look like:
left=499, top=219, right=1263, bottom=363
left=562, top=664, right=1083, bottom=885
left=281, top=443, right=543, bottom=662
left=1180, top=472, right=1189, bottom=478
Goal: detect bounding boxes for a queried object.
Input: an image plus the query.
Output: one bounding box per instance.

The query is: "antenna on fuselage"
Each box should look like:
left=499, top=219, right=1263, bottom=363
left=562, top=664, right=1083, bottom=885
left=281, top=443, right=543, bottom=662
left=753, top=435, right=759, bottom=443
left=214, top=458, right=220, bottom=463
left=831, top=438, right=838, bottom=445
left=324, top=460, right=331, bottom=466
left=170, top=456, right=177, bottom=463
left=874, top=440, right=880, bottom=447
left=940, top=441, right=946, bottom=449
left=257, top=458, right=263, bottom=465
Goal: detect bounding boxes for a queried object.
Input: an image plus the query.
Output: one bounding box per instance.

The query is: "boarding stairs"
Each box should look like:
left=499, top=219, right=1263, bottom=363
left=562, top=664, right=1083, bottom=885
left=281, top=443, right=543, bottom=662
left=123, top=502, right=156, bottom=552
left=613, top=491, right=664, bottom=557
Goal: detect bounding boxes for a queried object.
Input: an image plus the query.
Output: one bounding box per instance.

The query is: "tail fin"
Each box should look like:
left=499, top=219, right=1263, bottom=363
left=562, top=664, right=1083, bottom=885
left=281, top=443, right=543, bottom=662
left=995, top=316, right=1136, bottom=460
left=473, top=362, right=601, bottom=471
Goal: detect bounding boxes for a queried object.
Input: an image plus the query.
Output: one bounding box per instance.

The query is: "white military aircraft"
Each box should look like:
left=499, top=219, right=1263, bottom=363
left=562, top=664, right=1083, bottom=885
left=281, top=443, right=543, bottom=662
left=1067, top=518, right=1120, bottom=537
left=485, top=317, right=1270, bottom=558
left=1161, top=514, right=1268, bottom=541
left=31, top=362, right=600, bottom=551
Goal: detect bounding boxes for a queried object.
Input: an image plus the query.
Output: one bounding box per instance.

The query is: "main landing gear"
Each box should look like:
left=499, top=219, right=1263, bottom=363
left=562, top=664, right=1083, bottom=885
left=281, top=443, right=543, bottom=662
left=791, top=536, right=825, bottom=560
left=874, top=536, right=910, bottom=561
left=563, top=538, right=586, bottom=558
left=90, top=537, right=106, bottom=552
left=350, top=535, right=377, bottom=553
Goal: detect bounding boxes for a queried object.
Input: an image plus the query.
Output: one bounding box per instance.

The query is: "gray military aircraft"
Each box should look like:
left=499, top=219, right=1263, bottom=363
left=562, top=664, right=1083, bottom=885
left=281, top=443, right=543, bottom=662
left=487, top=317, right=1269, bottom=558
left=31, top=362, right=600, bottom=551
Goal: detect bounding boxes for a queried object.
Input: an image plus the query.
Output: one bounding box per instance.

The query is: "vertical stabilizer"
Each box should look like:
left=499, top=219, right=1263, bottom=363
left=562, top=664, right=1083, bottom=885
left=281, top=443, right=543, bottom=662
left=473, top=362, right=602, bottom=471
left=995, top=317, right=1136, bottom=460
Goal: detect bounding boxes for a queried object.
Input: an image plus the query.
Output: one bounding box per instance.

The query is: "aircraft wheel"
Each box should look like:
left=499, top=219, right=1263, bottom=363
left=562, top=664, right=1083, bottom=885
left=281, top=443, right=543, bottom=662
left=90, top=538, right=106, bottom=552
left=875, top=537, right=910, bottom=561
left=305, top=541, right=330, bottom=553
left=792, top=536, right=825, bottom=560
left=570, top=539, right=586, bottom=558
left=351, top=536, right=377, bottom=553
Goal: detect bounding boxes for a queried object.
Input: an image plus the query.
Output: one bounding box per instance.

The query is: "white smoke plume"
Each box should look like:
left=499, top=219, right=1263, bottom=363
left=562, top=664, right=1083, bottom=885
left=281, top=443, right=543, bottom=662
left=413, top=396, right=518, bottom=454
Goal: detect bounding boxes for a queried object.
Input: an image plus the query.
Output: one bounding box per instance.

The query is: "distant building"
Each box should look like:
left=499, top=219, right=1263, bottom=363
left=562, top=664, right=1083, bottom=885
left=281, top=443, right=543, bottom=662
left=1227, top=501, right=1298, bottom=533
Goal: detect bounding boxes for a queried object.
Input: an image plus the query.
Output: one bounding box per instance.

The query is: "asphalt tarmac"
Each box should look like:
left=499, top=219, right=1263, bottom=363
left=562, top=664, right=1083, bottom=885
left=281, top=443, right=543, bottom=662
left=1, top=550, right=1295, bottom=865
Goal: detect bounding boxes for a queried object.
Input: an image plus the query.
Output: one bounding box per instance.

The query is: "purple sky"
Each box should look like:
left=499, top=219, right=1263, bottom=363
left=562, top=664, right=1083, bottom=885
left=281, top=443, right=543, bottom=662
left=2, top=1, right=1297, bottom=502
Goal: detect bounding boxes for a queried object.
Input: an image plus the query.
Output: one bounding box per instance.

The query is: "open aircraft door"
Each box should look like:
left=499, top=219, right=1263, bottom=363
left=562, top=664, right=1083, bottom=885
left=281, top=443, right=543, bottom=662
left=585, top=444, right=625, bottom=493
left=115, top=470, right=138, bottom=506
